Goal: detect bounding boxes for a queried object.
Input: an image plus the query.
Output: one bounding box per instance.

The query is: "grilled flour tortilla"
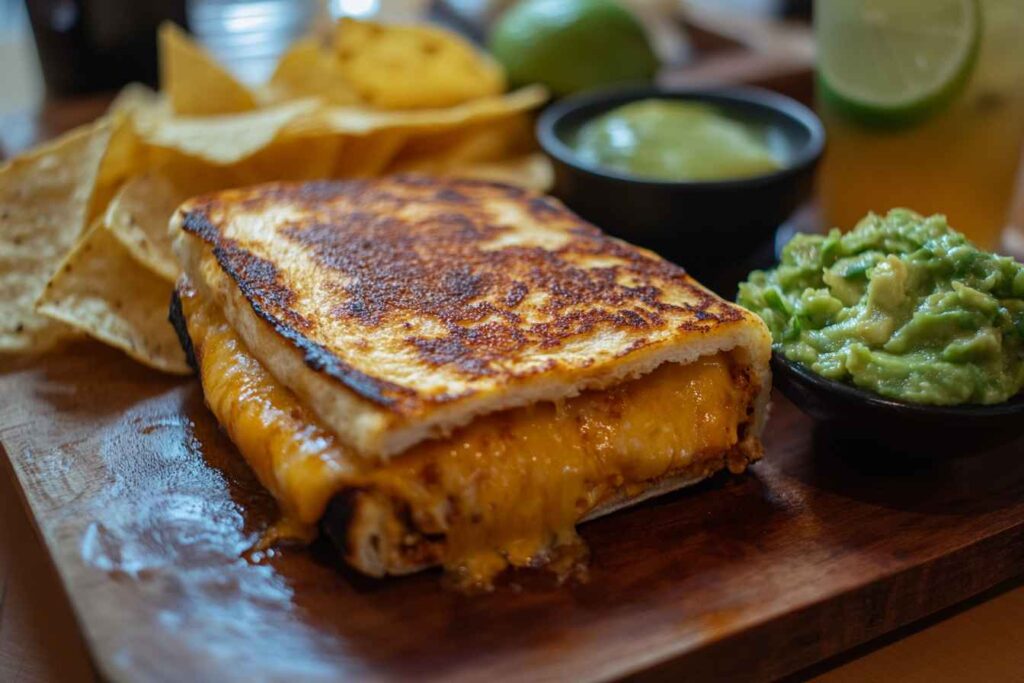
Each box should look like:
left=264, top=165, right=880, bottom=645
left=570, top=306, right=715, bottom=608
left=170, top=176, right=771, bottom=588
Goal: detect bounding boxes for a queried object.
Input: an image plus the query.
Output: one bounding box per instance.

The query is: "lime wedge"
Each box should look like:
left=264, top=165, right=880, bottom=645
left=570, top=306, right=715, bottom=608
left=816, top=0, right=981, bottom=127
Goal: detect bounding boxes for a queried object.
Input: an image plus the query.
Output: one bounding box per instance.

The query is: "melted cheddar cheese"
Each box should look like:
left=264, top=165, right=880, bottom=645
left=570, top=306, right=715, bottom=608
left=181, top=288, right=758, bottom=588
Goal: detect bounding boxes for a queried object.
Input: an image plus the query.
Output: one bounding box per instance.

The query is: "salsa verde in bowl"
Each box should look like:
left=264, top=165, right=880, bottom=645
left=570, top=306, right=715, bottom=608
left=536, top=86, right=824, bottom=278
left=570, top=99, right=783, bottom=182
left=740, top=209, right=1024, bottom=456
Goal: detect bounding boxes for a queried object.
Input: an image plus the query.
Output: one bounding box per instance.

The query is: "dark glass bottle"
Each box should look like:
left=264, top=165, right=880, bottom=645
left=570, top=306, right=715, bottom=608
left=26, top=0, right=187, bottom=96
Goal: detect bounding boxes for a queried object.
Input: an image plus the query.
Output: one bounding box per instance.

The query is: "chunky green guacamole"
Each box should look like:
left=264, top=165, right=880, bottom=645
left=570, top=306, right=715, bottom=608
left=571, top=100, right=781, bottom=181
left=738, top=209, right=1024, bottom=405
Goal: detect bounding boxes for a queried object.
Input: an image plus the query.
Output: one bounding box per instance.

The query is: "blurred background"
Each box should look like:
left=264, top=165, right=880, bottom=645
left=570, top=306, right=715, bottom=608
left=0, top=0, right=813, bottom=150
left=0, top=0, right=1020, bottom=252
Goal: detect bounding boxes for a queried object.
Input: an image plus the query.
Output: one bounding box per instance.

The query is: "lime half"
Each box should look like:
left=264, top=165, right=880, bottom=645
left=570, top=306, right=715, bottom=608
left=817, top=0, right=981, bottom=127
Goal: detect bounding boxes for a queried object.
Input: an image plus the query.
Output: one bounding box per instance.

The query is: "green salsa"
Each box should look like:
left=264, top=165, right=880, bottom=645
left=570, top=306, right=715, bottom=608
left=738, top=209, right=1024, bottom=405
left=571, top=100, right=782, bottom=181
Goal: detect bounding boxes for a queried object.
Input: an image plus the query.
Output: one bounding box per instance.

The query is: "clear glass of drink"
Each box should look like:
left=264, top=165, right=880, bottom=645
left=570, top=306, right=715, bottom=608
left=814, top=0, right=1024, bottom=250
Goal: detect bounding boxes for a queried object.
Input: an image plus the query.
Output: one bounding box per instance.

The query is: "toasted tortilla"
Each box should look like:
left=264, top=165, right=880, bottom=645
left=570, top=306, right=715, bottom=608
left=173, top=176, right=771, bottom=459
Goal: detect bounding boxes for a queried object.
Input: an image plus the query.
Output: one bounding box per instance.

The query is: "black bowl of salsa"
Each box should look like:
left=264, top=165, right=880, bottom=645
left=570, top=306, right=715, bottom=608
left=536, top=86, right=824, bottom=281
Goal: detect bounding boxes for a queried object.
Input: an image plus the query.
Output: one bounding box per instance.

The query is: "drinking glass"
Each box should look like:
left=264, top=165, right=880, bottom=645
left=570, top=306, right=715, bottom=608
left=815, top=0, right=1024, bottom=249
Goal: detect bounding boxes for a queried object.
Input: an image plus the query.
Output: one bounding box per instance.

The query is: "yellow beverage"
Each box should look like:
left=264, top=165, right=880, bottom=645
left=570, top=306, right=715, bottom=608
left=816, top=0, right=1024, bottom=249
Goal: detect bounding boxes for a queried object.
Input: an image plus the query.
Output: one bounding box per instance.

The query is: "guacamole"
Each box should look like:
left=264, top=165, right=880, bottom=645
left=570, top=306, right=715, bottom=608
left=571, top=100, right=781, bottom=182
left=738, top=209, right=1024, bottom=405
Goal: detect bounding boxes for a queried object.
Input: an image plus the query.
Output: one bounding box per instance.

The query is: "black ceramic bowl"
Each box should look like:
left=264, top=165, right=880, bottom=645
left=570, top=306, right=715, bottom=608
left=772, top=352, right=1024, bottom=458
left=536, top=86, right=825, bottom=276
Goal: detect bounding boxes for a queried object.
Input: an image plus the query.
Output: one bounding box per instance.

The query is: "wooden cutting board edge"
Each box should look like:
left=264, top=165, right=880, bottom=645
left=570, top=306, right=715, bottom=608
left=3, top=350, right=1024, bottom=683
left=4, top=425, right=1023, bottom=683
left=0, top=439, right=105, bottom=680
left=625, top=524, right=1024, bottom=681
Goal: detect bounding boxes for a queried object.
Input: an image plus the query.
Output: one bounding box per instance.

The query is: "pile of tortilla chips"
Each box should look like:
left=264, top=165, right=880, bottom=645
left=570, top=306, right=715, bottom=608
left=0, top=19, right=550, bottom=374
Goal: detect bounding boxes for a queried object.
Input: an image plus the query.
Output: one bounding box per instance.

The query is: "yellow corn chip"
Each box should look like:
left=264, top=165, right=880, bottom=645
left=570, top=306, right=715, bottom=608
left=133, top=98, right=320, bottom=165
left=143, top=146, right=237, bottom=199
left=37, top=221, right=189, bottom=374
left=108, top=82, right=165, bottom=116
left=0, top=120, right=111, bottom=352
left=96, top=115, right=143, bottom=189
left=89, top=116, right=146, bottom=223
left=287, top=85, right=546, bottom=137
left=104, top=173, right=188, bottom=282
left=231, top=133, right=343, bottom=184
left=93, top=85, right=166, bottom=212
left=389, top=115, right=534, bottom=171
left=333, top=18, right=506, bottom=109
left=266, top=38, right=361, bottom=106
left=159, top=22, right=257, bottom=116
left=332, top=131, right=407, bottom=178
left=2, top=16, right=552, bottom=366
left=436, top=153, right=554, bottom=192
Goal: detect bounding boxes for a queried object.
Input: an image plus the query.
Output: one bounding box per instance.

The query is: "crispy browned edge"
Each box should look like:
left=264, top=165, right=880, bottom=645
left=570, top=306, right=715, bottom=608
left=175, top=175, right=748, bottom=417
left=169, top=289, right=198, bottom=373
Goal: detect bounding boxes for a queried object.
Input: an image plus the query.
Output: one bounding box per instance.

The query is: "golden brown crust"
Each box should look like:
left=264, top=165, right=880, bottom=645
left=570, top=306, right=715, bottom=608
left=173, top=176, right=772, bottom=457
left=178, top=176, right=749, bottom=411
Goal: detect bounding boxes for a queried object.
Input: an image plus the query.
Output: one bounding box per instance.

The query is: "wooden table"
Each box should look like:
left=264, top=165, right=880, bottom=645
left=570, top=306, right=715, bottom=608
left=3, top=85, right=1024, bottom=682
left=0, top=460, right=97, bottom=682
left=2, top=356, right=1024, bottom=683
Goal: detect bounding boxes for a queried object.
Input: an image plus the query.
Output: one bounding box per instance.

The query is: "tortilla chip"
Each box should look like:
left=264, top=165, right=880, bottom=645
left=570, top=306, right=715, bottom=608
left=441, top=154, right=554, bottom=192
left=2, top=16, right=553, bottom=366
left=133, top=98, right=320, bottom=165
left=389, top=115, right=534, bottom=171
left=332, top=131, right=407, bottom=178
left=104, top=173, right=188, bottom=282
left=230, top=133, right=343, bottom=184
left=389, top=152, right=553, bottom=192
left=332, top=18, right=506, bottom=109
left=287, top=85, right=546, bottom=137
left=266, top=38, right=361, bottom=106
left=0, top=120, right=112, bottom=352
left=109, top=82, right=165, bottom=116
left=87, top=118, right=143, bottom=224
left=159, top=22, right=257, bottom=116
left=96, top=115, right=142, bottom=187
left=37, top=222, right=189, bottom=374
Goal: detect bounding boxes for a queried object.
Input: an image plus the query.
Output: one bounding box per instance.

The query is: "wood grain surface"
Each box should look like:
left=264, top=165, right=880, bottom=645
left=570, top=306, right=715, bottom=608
left=2, top=342, right=1023, bottom=683
left=0, top=454, right=94, bottom=682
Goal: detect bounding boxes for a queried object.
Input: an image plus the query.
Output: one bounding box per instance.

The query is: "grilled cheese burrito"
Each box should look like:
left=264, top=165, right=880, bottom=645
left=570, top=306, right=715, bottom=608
left=170, top=176, right=772, bottom=587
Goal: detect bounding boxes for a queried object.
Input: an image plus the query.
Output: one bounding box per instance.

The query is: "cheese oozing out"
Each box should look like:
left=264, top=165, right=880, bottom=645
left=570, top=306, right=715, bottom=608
left=180, top=287, right=760, bottom=588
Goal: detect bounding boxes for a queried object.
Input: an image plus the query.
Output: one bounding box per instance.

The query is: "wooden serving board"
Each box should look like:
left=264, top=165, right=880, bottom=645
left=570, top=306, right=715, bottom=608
left=2, top=343, right=1024, bottom=683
